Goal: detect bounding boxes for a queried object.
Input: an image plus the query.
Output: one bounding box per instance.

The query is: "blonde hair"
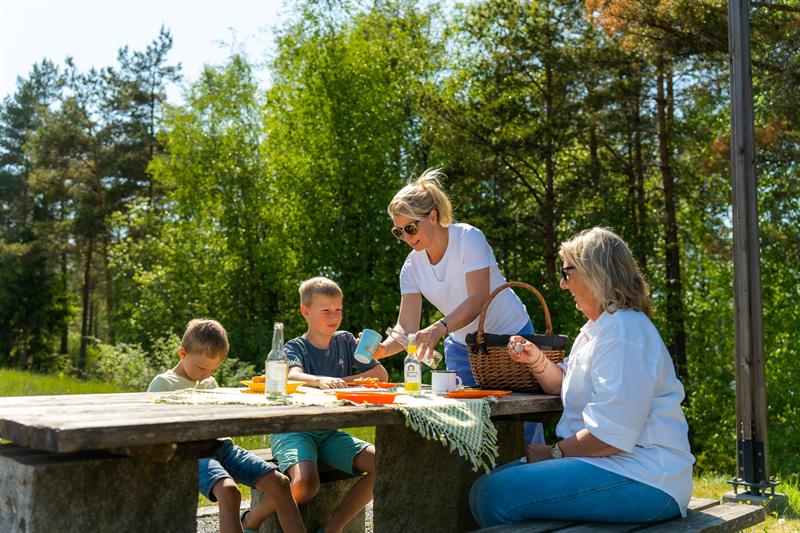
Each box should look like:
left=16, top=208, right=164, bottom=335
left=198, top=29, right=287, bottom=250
left=299, top=276, right=343, bottom=307
left=181, top=319, right=229, bottom=358
left=559, top=227, right=653, bottom=316
left=387, top=168, right=453, bottom=226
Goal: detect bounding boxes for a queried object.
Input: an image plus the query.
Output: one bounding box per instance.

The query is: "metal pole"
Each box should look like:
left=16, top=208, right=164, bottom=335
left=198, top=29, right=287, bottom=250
left=728, top=0, right=772, bottom=496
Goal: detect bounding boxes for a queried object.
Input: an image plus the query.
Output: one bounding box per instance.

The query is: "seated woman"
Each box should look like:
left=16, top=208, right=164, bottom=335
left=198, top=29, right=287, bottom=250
left=470, top=227, right=694, bottom=526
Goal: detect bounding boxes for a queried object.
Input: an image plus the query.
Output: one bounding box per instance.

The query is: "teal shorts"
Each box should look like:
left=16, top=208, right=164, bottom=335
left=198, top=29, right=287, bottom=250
left=270, top=430, right=371, bottom=475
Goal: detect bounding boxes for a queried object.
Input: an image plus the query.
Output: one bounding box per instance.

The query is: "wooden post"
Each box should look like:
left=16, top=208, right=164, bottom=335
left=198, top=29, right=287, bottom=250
left=728, top=0, right=771, bottom=496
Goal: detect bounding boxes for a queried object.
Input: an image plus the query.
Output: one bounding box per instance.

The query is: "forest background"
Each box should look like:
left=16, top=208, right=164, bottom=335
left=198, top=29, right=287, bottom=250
left=1, top=0, right=798, bottom=481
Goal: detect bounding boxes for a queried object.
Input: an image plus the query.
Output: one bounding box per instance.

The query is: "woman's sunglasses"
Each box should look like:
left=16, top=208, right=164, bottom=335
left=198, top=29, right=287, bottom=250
left=560, top=265, right=576, bottom=282
left=391, top=220, right=421, bottom=240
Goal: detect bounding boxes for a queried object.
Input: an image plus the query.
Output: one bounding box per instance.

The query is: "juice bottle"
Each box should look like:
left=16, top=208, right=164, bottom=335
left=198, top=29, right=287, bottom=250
left=403, top=333, right=421, bottom=392
left=265, top=322, right=288, bottom=397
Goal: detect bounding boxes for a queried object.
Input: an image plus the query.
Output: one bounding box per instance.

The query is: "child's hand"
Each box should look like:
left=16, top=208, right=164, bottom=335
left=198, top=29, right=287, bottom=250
left=317, top=376, right=348, bottom=389
left=372, top=343, right=386, bottom=360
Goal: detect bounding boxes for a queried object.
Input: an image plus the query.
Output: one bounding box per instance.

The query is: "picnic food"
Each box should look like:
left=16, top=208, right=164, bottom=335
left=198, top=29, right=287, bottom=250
left=350, top=377, right=398, bottom=389
left=352, top=377, right=381, bottom=386
left=252, top=375, right=266, bottom=383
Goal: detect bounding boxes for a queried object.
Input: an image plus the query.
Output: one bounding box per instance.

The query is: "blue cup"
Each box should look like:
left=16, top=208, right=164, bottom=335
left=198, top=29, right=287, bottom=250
left=354, top=329, right=382, bottom=364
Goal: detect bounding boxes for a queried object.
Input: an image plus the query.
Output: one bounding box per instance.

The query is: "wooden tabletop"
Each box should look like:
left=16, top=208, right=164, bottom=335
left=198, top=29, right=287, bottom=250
left=0, top=391, right=562, bottom=453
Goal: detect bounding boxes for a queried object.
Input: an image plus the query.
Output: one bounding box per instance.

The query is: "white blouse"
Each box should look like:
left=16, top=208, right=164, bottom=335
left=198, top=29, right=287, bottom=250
left=556, top=309, right=695, bottom=515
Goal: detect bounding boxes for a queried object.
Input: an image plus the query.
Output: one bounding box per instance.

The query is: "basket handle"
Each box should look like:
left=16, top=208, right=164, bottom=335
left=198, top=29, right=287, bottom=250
left=475, top=282, right=553, bottom=345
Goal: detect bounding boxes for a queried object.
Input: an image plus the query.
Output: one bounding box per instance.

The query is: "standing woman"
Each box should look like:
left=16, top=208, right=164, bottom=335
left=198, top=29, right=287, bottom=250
left=374, top=169, right=541, bottom=437
left=469, top=227, right=694, bottom=526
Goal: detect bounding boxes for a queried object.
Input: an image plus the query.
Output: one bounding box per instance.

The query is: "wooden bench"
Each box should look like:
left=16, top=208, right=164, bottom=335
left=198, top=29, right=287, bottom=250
left=472, top=497, right=766, bottom=532
left=247, top=448, right=365, bottom=533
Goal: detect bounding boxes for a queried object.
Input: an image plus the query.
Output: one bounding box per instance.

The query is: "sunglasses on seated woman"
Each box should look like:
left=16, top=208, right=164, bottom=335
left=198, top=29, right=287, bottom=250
left=391, top=220, right=421, bottom=240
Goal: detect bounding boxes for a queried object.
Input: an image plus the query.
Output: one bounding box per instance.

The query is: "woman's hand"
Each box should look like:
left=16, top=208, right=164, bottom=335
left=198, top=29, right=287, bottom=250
left=525, top=443, right=553, bottom=464
left=507, top=335, right=545, bottom=364
left=415, top=321, right=447, bottom=363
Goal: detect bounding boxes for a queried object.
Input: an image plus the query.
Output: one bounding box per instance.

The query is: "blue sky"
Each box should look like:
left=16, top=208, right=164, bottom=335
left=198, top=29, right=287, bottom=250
left=0, top=0, right=287, bottom=102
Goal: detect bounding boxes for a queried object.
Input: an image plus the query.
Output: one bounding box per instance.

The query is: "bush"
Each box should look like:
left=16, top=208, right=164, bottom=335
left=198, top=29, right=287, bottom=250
left=90, top=342, right=169, bottom=391
left=88, top=334, right=256, bottom=391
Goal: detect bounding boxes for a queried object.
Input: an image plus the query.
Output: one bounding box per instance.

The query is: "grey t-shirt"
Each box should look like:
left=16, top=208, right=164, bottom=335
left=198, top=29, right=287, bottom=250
left=285, top=331, right=378, bottom=378
left=146, top=368, right=219, bottom=392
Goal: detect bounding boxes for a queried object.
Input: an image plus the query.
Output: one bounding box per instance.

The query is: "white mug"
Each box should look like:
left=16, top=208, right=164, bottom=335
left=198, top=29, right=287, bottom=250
left=431, top=370, right=463, bottom=393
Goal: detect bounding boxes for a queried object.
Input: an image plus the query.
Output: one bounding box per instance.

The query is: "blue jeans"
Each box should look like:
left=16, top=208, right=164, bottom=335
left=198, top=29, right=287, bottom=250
left=198, top=439, right=277, bottom=501
left=446, top=320, right=543, bottom=445
left=470, top=458, right=680, bottom=527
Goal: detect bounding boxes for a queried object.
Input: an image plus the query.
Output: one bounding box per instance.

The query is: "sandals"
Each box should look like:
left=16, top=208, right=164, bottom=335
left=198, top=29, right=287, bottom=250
left=240, top=510, right=260, bottom=533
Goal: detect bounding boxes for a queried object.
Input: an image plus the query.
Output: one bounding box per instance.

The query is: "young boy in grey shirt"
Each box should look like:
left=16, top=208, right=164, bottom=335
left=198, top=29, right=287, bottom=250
left=148, top=319, right=304, bottom=533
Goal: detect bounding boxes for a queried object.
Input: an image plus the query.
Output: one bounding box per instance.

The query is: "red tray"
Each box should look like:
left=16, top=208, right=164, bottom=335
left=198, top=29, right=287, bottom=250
left=334, top=391, right=398, bottom=404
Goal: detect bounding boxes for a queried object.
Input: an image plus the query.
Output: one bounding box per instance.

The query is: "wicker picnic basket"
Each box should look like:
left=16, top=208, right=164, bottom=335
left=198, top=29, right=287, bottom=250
left=465, top=282, right=569, bottom=392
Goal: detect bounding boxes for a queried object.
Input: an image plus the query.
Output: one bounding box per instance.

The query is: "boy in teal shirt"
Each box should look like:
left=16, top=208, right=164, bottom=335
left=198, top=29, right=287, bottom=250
left=148, top=319, right=304, bottom=533
left=270, top=277, right=387, bottom=533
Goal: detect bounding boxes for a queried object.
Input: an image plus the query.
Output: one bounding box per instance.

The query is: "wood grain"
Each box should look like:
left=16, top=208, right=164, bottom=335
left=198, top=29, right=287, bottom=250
left=0, top=391, right=562, bottom=453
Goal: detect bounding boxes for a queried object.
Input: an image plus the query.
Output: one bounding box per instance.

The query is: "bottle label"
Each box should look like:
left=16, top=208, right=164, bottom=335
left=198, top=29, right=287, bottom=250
left=266, top=361, right=288, bottom=393
left=404, top=360, right=421, bottom=392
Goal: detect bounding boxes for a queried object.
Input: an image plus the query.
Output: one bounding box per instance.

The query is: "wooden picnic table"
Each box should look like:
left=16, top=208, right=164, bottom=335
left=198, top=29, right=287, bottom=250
left=0, top=390, right=562, bottom=533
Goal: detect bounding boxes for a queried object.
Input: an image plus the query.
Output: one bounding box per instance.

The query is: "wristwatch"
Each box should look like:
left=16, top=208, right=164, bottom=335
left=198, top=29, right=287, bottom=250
left=550, top=441, right=563, bottom=459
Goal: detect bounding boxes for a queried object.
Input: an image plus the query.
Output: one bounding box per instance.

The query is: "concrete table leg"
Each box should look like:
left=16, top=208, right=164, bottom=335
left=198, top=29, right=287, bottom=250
left=1, top=443, right=198, bottom=533
left=373, top=419, right=523, bottom=533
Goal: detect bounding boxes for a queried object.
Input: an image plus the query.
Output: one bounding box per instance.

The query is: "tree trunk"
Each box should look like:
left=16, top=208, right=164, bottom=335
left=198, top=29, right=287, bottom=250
left=92, top=300, right=100, bottom=339
left=148, top=83, right=157, bottom=206
left=656, top=55, right=687, bottom=382
left=103, top=235, right=115, bottom=344
left=87, top=300, right=95, bottom=344
left=78, top=236, right=94, bottom=374
left=589, top=125, right=600, bottom=186
left=543, top=63, right=557, bottom=279
left=633, top=82, right=648, bottom=270
left=60, top=251, right=69, bottom=355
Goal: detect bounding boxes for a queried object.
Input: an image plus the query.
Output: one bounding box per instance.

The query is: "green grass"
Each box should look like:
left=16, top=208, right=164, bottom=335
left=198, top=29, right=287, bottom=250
left=0, top=368, right=123, bottom=396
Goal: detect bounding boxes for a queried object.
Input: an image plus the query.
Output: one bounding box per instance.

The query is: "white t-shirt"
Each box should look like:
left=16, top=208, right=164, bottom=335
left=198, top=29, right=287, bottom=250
left=556, top=309, right=694, bottom=515
left=399, top=222, right=529, bottom=344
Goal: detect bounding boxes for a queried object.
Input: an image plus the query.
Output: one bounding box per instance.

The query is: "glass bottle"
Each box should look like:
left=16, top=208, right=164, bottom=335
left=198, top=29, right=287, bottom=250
left=386, top=326, right=443, bottom=369
left=265, top=322, right=288, bottom=397
left=403, top=333, right=421, bottom=392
